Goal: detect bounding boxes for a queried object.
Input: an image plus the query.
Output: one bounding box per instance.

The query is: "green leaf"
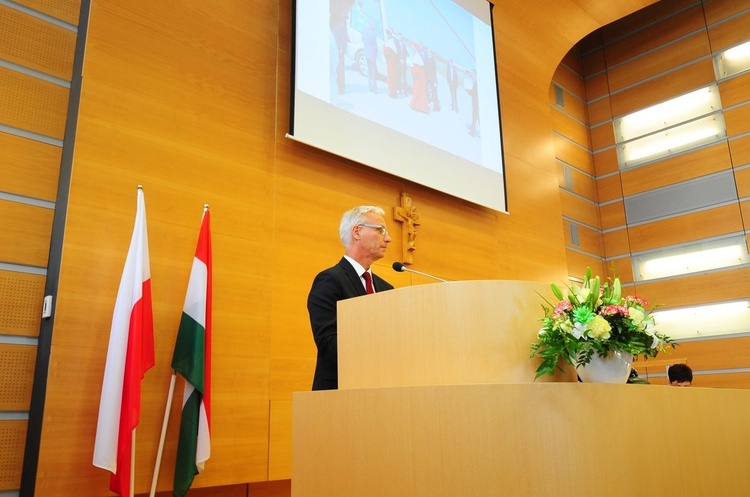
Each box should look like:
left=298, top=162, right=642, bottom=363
left=589, top=276, right=600, bottom=307
left=551, top=283, right=563, bottom=301
left=612, top=278, right=622, bottom=302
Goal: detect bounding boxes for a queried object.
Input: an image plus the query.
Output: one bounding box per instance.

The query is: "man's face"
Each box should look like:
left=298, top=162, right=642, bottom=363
left=356, top=213, right=391, bottom=261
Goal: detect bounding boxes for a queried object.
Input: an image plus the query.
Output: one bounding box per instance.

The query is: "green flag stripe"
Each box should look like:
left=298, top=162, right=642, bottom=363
left=173, top=387, right=202, bottom=497
left=171, top=312, right=205, bottom=390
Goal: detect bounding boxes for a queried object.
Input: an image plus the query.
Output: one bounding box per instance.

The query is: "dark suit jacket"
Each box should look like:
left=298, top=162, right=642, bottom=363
left=307, top=257, right=394, bottom=390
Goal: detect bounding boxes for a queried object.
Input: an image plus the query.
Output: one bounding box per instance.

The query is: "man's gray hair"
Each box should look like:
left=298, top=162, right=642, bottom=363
left=339, top=205, right=385, bottom=247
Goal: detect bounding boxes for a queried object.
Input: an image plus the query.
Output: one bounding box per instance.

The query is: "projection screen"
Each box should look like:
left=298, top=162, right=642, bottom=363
left=290, top=0, right=506, bottom=212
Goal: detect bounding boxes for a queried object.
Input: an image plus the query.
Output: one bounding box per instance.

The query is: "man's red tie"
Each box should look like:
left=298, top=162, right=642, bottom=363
left=363, top=271, right=374, bottom=294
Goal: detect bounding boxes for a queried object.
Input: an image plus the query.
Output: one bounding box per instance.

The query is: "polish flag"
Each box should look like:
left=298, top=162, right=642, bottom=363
left=93, top=187, right=155, bottom=496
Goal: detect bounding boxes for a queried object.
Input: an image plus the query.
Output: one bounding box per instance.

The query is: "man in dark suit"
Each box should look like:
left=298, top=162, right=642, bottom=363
left=307, top=206, right=394, bottom=390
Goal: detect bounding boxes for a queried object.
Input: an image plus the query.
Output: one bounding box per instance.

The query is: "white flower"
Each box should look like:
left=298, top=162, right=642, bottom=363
left=571, top=285, right=590, bottom=303
left=538, top=327, right=547, bottom=337
left=651, top=335, right=661, bottom=349
left=588, top=315, right=612, bottom=340
left=629, top=307, right=645, bottom=326
left=571, top=321, right=587, bottom=339
left=643, top=320, right=657, bottom=336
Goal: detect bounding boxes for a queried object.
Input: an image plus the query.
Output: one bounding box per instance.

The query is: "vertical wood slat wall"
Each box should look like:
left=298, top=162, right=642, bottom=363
left=551, top=0, right=750, bottom=388
left=0, top=0, right=79, bottom=492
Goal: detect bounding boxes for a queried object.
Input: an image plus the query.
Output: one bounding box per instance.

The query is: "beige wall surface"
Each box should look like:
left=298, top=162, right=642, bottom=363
left=32, top=0, right=656, bottom=495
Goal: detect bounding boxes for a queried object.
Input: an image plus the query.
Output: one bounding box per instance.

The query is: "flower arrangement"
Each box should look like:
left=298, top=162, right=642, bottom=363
left=530, top=268, right=674, bottom=379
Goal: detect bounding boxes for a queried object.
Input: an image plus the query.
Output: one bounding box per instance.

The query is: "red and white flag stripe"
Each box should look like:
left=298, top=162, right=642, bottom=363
left=93, top=187, right=155, bottom=496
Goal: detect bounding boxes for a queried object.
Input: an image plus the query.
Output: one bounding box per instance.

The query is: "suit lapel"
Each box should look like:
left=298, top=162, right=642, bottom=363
left=339, top=257, right=367, bottom=297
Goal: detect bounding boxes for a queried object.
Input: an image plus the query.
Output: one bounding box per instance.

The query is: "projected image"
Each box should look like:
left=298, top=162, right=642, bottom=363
left=328, top=0, right=486, bottom=166
left=292, top=0, right=506, bottom=212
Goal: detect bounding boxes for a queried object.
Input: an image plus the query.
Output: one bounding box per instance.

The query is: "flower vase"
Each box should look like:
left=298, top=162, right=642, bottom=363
left=576, top=350, right=633, bottom=383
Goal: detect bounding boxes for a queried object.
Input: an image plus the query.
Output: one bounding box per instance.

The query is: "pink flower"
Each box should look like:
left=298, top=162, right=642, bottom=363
left=600, top=305, right=628, bottom=316
left=552, top=300, right=572, bottom=317
left=626, top=295, right=648, bottom=307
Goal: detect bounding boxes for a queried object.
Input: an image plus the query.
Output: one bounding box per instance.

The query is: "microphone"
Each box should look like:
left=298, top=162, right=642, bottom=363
left=392, top=262, right=448, bottom=282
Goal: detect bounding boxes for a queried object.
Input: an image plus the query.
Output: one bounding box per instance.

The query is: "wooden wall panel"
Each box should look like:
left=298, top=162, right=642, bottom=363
left=0, top=200, right=53, bottom=267
left=607, top=32, right=711, bottom=93
left=0, top=5, right=77, bottom=80
left=600, top=200, right=625, bottom=230
left=685, top=373, right=750, bottom=389
left=663, top=336, right=750, bottom=371
left=559, top=51, right=582, bottom=79
left=627, top=204, right=744, bottom=252
left=0, top=66, right=68, bottom=139
left=0, top=344, right=35, bottom=410
left=0, top=133, right=61, bottom=201
left=0, top=420, right=26, bottom=491
left=563, top=220, right=602, bottom=255
left=706, top=9, right=750, bottom=52
left=602, top=227, right=630, bottom=257
left=604, top=256, right=634, bottom=283
left=593, top=148, right=618, bottom=175
left=268, top=400, right=292, bottom=481
left=589, top=122, right=615, bottom=150
left=604, top=4, right=706, bottom=68
left=552, top=64, right=585, bottom=98
left=600, top=0, right=696, bottom=44
left=584, top=72, right=609, bottom=101
left=735, top=166, right=750, bottom=198
left=153, top=484, right=249, bottom=497
left=703, top=0, right=750, bottom=24
left=635, top=267, right=750, bottom=308
left=551, top=108, right=589, bottom=146
left=565, top=249, right=605, bottom=279
left=718, top=71, right=750, bottom=108
left=620, top=143, right=733, bottom=196
left=729, top=134, right=750, bottom=168
left=559, top=164, right=597, bottom=199
left=581, top=46, right=605, bottom=78
left=552, top=87, right=587, bottom=123
left=554, top=134, right=594, bottom=174
left=586, top=96, right=612, bottom=126
left=724, top=102, right=750, bottom=137
left=0, top=270, right=45, bottom=337
left=12, top=0, right=81, bottom=25
left=609, top=59, right=715, bottom=118
left=596, top=173, right=623, bottom=203
left=559, top=191, right=599, bottom=228
left=639, top=372, right=750, bottom=389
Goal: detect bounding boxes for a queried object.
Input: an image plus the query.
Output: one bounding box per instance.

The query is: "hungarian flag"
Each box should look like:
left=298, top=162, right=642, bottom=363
left=93, top=187, right=155, bottom=496
left=172, top=209, right=212, bottom=497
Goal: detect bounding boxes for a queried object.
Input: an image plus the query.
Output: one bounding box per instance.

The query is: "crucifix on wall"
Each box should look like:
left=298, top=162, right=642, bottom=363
left=393, top=192, right=420, bottom=265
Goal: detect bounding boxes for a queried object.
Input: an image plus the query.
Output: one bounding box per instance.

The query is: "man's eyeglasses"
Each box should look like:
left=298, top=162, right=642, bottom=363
left=358, top=223, right=389, bottom=236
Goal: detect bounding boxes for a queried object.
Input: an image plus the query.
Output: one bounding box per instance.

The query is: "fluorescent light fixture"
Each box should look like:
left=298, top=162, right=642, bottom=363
left=653, top=301, right=750, bottom=339
left=633, top=236, right=750, bottom=281
left=614, top=86, right=721, bottom=142
left=714, top=40, right=750, bottom=79
left=616, top=113, right=726, bottom=168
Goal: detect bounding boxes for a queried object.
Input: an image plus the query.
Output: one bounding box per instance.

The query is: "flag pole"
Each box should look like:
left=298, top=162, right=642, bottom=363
left=131, top=430, right=136, bottom=497
left=133, top=183, right=142, bottom=497
left=149, top=373, right=177, bottom=497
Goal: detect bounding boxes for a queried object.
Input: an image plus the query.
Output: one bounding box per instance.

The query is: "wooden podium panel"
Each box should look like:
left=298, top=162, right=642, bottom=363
left=292, top=383, right=750, bottom=497
left=337, top=280, right=566, bottom=389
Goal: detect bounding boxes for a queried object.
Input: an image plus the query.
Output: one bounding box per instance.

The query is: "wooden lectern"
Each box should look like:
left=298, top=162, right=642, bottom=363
left=293, top=281, right=750, bottom=497
left=337, top=280, right=561, bottom=388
